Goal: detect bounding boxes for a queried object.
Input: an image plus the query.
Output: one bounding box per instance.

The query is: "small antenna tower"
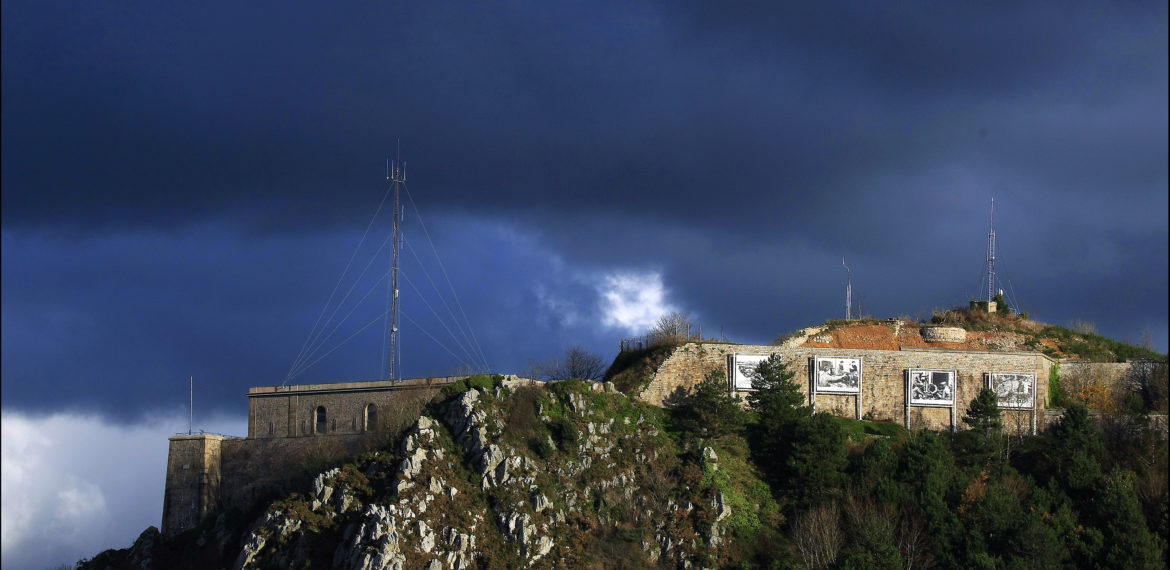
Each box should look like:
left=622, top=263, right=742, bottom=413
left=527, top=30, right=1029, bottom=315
left=383, top=146, right=406, bottom=382
left=842, top=258, right=852, bottom=320
left=188, top=375, right=193, bottom=436
left=986, top=198, right=996, bottom=303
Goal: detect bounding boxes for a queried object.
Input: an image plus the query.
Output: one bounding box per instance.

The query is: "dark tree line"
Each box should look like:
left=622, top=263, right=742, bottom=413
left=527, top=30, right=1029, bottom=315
left=674, top=354, right=1168, bottom=568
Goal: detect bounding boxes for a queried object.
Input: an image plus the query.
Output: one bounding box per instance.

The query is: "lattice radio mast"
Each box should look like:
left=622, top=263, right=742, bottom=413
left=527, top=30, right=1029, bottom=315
left=842, top=257, right=852, bottom=320
left=986, top=198, right=996, bottom=303
left=384, top=152, right=406, bottom=382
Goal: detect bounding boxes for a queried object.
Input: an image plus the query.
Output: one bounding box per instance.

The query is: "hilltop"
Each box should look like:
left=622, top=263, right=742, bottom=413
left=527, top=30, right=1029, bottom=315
left=79, top=370, right=1167, bottom=569
left=776, top=309, right=1165, bottom=363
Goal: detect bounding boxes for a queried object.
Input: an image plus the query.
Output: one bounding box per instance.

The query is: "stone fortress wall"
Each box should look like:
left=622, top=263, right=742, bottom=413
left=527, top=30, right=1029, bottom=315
left=638, top=341, right=1055, bottom=433
left=246, top=376, right=465, bottom=438
left=161, top=331, right=1162, bottom=538
left=163, top=375, right=535, bottom=537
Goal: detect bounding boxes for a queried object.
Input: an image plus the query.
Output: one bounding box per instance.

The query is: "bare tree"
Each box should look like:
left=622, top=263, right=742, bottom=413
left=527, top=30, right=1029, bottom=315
left=1128, top=360, right=1169, bottom=413
left=564, top=344, right=606, bottom=380
left=531, top=345, right=607, bottom=381
left=895, top=506, right=933, bottom=570
left=792, top=504, right=843, bottom=570
left=649, top=311, right=693, bottom=345
left=1070, top=319, right=1098, bottom=336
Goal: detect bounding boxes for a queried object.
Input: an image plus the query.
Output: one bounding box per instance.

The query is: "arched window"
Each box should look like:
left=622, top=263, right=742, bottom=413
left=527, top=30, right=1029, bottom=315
left=365, top=404, right=378, bottom=432
left=315, top=406, right=327, bottom=434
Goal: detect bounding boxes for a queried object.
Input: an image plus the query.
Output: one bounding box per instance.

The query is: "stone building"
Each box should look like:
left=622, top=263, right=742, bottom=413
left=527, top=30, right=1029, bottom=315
left=637, top=325, right=1056, bottom=433
left=246, top=376, right=459, bottom=439
left=162, top=375, right=484, bottom=537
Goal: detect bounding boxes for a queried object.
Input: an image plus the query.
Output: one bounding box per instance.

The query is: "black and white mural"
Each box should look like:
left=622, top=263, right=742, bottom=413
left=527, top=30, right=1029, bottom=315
left=909, top=369, right=955, bottom=406
left=988, top=372, right=1035, bottom=409
left=732, top=354, right=768, bottom=390
left=814, top=357, right=861, bottom=394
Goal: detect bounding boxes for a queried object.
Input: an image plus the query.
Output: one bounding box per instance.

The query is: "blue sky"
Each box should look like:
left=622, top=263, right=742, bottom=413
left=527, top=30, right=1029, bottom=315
left=2, top=2, right=1166, bottom=567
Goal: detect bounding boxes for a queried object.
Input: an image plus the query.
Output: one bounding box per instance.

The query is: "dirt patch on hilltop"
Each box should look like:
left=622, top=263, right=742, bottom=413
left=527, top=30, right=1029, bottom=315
left=800, top=321, right=1039, bottom=353
left=802, top=323, right=904, bottom=351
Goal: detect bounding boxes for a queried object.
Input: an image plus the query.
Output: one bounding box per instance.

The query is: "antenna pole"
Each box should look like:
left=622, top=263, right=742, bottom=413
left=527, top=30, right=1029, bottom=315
left=188, top=375, right=193, bottom=436
left=842, top=258, right=852, bottom=320
left=387, top=148, right=405, bottom=382
left=986, top=198, right=996, bottom=303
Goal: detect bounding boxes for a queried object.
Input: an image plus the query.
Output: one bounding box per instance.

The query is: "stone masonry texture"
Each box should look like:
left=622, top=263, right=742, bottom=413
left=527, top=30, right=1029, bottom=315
left=162, top=435, right=223, bottom=537
left=637, top=342, right=1054, bottom=433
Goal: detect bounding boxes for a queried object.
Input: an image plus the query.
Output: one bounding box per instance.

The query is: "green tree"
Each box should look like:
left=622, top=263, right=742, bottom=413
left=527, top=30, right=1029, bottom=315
left=838, top=500, right=903, bottom=570
left=747, top=354, right=809, bottom=431
left=746, top=354, right=811, bottom=483
left=963, top=388, right=1002, bottom=439
left=1096, top=470, right=1162, bottom=569
left=853, top=438, right=906, bottom=505
left=677, top=369, right=743, bottom=439
left=898, top=431, right=962, bottom=566
left=786, top=412, right=847, bottom=507
left=1047, top=362, right=1064, bottom=408
left=992, top=291, right=1011, bottom=314
left=1048, top=403, right=1105, bottom=493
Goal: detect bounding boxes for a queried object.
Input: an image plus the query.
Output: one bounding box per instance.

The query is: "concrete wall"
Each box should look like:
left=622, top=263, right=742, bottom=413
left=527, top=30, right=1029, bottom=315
left=638, top=342, right=1054, bottom=432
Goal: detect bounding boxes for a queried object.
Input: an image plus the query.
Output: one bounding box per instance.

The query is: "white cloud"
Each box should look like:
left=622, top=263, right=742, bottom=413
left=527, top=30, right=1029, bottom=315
left=1, top=410, right=245, bottom=570
left=598, top=270, right=676, bottom=335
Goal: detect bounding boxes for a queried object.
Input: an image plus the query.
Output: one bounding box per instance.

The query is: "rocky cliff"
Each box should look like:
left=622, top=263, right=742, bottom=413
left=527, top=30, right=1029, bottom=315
left=82, top=379, right=770, bottom=569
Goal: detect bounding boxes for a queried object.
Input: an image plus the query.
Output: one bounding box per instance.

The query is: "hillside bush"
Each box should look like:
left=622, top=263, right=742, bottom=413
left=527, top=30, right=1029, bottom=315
left=441, top=374, right=503, bottom=397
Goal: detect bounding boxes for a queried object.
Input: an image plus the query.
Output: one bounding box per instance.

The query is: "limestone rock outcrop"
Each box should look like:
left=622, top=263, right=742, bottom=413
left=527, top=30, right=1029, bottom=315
left=96, top=380, right=739, bottom=569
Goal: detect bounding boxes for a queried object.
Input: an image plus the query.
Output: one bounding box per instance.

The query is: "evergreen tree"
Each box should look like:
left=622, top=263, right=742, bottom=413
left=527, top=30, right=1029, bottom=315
left=677, top=369, right=743, bottom=439
left=899, top=431, right=962, bottom=566
left=786, top=412, right=847, bottom=507
left=963, top=388, right=1003, bottom=438
left=746, top=354, right=808, bottom=428
left=1096, top=470, right=1162, bottom=569
left=746, top=354, right=810, bottom=483
left=1047, top=403, right=1105, bottom=493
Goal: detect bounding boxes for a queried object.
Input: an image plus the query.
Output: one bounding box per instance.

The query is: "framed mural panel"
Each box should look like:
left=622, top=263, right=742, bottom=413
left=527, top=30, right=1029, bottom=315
left=987, top=372, right=1035, bottom=409
left=909, top=369, right=955, bottom=406
left=814, top=356, right=861, bottom=394
left=731, top=354, right=768, bottom=390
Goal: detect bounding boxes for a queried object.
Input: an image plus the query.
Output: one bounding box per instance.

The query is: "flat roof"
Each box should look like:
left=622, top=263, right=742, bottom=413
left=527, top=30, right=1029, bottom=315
left=247, top=375, right=464, bottom=397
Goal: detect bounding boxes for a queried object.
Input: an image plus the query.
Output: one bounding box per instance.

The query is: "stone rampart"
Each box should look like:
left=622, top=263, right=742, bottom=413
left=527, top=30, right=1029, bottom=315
left=638, top=342, right=1054, bottom=432
left=162, top=435, right=226, bottom=536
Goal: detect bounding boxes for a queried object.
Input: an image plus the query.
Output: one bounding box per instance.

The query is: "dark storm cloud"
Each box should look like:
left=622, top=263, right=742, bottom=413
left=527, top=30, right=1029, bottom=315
left=6, top=1, right=1161, bottom=241
left=2, top=0, right=1167, bottom=414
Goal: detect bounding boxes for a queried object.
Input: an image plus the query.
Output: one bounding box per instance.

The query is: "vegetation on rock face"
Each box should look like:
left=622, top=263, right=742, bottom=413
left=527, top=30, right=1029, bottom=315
left=81, top=362, right=1168, bottom=569
left=603, top=343, right=675, bottom=394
